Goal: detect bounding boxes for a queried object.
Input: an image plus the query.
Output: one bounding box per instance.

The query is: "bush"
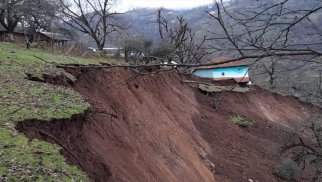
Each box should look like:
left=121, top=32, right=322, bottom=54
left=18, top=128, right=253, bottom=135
left=230, top=115, right=256, bottom=127
left=123, top=36, right=152, bottom=61
left=198, top=84, right=222, bottom=93
left=152, top=40, right=175, bottom=59
left=274, top=159, right=300, bottom=181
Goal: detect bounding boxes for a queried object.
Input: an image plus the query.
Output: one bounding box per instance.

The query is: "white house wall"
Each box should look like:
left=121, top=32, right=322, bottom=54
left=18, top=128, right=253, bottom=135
left=193, top=66, right=249, bottom=79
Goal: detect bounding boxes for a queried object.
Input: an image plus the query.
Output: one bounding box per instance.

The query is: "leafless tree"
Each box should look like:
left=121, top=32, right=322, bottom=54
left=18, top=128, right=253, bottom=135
left=0, top=0, right=59, bottom=33
left=206, top=0, right=321, bottom=62
left=281, top=114, right=322, bottom=181
left=252, top=58, right=280, bottom=88
left=296, top=73, right=322, bottom=107
left=0, top=0, right=24, bottom=33
left=313, top=75, right=322, bottom=106
left=22, top=0, right=60, bottom=33
left=59, top=0, right=127, bottom=51
left=202, top=0, right=322, bottom=107
left=156, top=9, right=209, bottom=65
left=263, top=59, right=278, bottom=88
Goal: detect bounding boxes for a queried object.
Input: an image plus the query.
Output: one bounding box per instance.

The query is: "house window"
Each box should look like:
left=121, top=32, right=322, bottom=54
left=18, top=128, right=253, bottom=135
left=222, top=72, right=225, bottom=76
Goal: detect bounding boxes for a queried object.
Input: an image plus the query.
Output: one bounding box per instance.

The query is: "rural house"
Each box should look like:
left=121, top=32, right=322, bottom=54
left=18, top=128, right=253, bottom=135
left=193, top=57, right=250, bottom=84
left=33, top=31, right=71, bottom=46
left=0, top=30, right=32, bottom=44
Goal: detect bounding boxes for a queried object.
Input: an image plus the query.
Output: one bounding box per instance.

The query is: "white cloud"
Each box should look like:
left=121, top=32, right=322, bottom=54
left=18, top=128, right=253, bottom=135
left=115, top=0, right=214, bottom=12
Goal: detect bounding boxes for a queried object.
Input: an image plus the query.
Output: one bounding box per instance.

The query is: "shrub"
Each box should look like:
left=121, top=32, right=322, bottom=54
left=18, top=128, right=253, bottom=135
left=274, top=159, right=300, bottom=181
left=198, top=84, right=222, bottom=93
left=123, top=36, right=152, bottom=61
left=230, top=115, right=256, bottom=127
left=152, top=40, right=175, bottom=60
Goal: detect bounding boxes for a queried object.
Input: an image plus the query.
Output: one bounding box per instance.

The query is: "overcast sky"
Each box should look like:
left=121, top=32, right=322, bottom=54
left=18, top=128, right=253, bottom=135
left=114, top=0, right=214, bottom=12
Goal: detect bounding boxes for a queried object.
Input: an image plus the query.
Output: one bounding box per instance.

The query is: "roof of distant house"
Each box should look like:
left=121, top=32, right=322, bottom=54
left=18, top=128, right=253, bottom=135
left=194, top=56, right=248, bottom=70
left=0, top=30, right=32, bottom=36
left=38, top=31, right=71, bottom=41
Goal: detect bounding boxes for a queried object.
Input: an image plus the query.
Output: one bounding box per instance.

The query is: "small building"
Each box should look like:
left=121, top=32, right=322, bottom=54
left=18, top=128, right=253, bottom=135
left=33, top=31, right=71, bottom=45
left=0, top=31, right=32, bottom=44
left=193, top=57, right=250, bottom=84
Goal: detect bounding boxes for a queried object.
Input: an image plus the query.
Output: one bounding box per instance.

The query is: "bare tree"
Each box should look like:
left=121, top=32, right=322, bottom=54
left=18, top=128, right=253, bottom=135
left=202, top=0, right=322, bottom=108
left=157, top=9, right=209, bottom=65
left=295, top=73, right=322, bottom=107
left=206, top=0, right=322, bottom=62
left=59, top=0, right=127, bottom=51
left=313, top=74, right=322, bottom=106
left=0, top=0, right=59, bottom=33
left=252, top=58, right=280, bottom=88
left=22, top=0, right=60, bottom=33
left=263, top=59, right=278, bottom=88
left=0, top=0, right=23, bottom=33
left=281, top=114, right=322, bottom=181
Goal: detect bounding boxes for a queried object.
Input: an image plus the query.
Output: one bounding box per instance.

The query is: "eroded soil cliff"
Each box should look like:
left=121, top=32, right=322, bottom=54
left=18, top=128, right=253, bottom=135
left=17, top=68, right=318, bottom=182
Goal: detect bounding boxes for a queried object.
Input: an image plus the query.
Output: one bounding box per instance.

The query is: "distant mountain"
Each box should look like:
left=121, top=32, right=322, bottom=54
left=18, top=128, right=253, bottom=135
left=121, top=6, right=215, bottom=44
left=77, top=5, right=215, bottom=47
left=101, top=0, right=321, bottom=48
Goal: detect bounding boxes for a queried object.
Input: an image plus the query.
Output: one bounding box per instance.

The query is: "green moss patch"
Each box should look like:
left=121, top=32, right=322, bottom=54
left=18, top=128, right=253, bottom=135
left=230, top=115, right=256, bottom=127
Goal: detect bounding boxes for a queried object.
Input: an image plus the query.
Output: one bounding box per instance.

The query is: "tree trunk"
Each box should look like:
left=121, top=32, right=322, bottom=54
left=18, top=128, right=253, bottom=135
left=124, top=49, right=129, bottom=62
left=269, top=74, right=275, bottom=89
left=6, top=23, right=17, bottom=33
left=97, top=42, right=104, bottom=52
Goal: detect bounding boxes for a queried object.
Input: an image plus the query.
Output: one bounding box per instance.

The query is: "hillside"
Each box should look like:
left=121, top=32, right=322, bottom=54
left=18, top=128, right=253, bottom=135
left=119, top=6, right=213, bottom=45
left=0, top=43, right=320, bottom=181
left=17, top=68, right=320, bottom=182
left=98, top=0, right=321, bottom=47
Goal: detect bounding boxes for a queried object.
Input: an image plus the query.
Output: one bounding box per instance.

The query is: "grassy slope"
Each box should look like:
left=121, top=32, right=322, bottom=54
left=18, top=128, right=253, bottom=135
left=0, top=43, right=118, bottom=181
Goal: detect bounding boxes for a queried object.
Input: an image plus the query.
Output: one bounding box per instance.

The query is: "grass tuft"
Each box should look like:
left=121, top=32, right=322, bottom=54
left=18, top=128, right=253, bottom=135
left=230, top=115, right=256, bottom=127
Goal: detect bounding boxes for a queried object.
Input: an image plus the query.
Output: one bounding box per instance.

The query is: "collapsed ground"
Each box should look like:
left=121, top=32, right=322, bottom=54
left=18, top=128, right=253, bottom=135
left=0, top=43, right=320, bottom=181
left=0, top=43, right=119, bottom=181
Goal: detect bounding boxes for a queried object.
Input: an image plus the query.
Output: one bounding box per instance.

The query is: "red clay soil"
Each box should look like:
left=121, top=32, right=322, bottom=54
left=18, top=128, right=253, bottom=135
left=193, top=87, right=319, bottom=182
left=17, top=68, right=319, bottom=182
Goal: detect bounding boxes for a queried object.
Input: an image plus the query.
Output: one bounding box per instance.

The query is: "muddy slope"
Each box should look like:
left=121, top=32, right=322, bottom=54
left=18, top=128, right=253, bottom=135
left=16, top=114, right=112, bottom=182
left=17, top=68, right=317, bottom=182
left=193, top=87, right=316, bottom=182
